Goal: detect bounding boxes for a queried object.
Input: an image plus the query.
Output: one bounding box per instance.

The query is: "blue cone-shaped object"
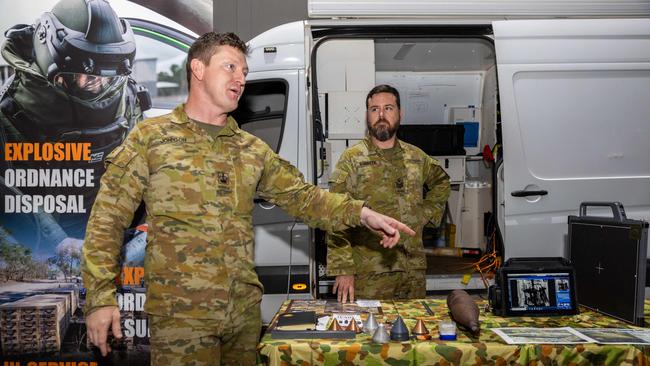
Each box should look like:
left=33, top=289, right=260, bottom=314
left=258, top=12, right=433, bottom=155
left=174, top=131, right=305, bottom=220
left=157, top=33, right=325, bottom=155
left=390, top=316, right=409, bottom=341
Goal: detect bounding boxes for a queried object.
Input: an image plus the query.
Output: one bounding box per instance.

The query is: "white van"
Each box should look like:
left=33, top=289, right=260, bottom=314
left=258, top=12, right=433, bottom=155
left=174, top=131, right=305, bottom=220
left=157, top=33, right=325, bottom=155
left=237, top=0, right=650, bottom=322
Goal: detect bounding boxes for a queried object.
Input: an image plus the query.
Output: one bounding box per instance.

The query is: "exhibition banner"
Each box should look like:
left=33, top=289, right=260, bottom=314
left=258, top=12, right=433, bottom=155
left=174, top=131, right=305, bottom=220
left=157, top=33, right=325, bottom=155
left=0, top=0, right=208, bottom=363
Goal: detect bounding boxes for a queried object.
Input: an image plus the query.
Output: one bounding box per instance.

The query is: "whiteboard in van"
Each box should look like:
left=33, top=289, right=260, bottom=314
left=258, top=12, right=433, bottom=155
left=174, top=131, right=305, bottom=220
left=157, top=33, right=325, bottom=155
left=376, top=71, right=483, bottom=125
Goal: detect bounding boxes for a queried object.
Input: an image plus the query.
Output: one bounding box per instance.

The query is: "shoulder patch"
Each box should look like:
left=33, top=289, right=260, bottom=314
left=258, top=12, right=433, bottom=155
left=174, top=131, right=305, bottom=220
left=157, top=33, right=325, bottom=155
left=105, top=145, right=138, bottom=170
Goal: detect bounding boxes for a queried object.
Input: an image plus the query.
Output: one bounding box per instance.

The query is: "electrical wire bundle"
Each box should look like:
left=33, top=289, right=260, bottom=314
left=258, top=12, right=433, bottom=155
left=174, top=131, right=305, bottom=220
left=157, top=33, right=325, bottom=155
left=468, top=229, right=502, bottom=288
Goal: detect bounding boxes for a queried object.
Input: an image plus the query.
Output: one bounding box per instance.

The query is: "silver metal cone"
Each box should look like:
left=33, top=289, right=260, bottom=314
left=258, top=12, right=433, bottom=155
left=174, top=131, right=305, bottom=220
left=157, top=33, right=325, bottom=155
left=363, top=313, right=379, bottom=334
left=372, top=323, right=390, bottom=344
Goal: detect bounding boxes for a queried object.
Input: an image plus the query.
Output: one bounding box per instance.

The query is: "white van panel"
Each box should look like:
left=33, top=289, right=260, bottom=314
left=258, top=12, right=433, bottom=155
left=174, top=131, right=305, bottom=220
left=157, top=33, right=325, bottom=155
left=254, top=224, right=310, bottom=266
left=494, top=19, right=650, bottom=63
left=247, top=21, right=306, bottom=72
left=309, top=0, right=650, bottom=18
left=494, top=18, right=650, bottom=259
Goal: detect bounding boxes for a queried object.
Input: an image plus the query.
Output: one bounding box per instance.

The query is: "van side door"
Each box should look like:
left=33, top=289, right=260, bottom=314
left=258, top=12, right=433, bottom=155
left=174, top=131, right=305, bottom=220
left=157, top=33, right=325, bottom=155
left=493, top=19, right=650, bottom=259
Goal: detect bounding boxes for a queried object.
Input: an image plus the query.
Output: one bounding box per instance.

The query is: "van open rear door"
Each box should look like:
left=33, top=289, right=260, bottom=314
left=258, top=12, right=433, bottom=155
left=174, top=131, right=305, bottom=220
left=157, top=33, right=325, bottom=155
left=494, top=19, right=650, bottom=259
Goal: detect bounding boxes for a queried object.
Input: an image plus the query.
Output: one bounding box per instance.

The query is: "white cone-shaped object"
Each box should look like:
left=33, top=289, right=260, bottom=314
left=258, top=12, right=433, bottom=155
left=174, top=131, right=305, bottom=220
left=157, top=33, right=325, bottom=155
left=372, top=323, right=390, bottom=344
left=363, top=313, right=378, bottom=335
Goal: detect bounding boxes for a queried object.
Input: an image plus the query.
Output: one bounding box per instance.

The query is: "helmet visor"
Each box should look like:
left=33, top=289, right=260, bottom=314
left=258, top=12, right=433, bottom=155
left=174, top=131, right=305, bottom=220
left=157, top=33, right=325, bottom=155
left=53, top=72, right=126, bottom=102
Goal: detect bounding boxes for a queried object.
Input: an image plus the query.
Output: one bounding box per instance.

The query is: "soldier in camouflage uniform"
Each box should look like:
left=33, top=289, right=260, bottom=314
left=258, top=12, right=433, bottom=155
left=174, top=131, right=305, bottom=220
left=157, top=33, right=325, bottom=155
left=328, top=84, right=451, bottom=302
left=81, top=33, right=415, bottom=365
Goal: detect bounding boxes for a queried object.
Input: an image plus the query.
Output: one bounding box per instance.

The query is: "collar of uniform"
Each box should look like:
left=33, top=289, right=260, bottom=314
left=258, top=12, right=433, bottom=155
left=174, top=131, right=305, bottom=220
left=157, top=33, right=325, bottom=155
left=363, top=135, right=403, bottom=156
left=170, top=104, right=240, bottom=137
left=218, top=116, right=240, bottom=137
left=170, top=104, right=191, bottom=125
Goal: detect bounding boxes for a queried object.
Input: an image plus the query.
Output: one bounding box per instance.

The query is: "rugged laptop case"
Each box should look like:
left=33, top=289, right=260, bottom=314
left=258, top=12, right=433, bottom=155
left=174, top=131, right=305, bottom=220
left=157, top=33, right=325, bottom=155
left=569, top=202, right=648, bottom=326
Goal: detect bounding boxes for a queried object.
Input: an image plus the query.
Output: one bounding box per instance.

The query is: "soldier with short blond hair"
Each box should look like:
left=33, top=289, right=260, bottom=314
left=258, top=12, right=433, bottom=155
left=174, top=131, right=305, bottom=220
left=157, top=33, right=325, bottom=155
left=328, top=84, right=451, bottom=303
left=81, top=33, right=415, bottom=365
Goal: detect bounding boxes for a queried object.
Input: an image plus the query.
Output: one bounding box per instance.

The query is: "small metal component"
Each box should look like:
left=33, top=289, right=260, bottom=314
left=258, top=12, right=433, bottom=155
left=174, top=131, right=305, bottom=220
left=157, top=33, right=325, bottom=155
left=363, top=313, right=378, bottom=335
left=421, top=300, right=434, bottom=316
left=412, top=319, right=431, bottom=340
left=390, top=316, right=409, bottom=341
left=345, top=319, right=362, bottom=333
left=327, top=318, right=343, bottom=331
left=372, top=323, right=390, bottom=344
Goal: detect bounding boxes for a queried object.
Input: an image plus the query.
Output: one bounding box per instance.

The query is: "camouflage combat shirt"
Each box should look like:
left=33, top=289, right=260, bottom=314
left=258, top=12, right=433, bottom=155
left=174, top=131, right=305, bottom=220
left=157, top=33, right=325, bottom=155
left=82, top=104, right=364, bottom=319
left=327, top=137, right=450, bottom=276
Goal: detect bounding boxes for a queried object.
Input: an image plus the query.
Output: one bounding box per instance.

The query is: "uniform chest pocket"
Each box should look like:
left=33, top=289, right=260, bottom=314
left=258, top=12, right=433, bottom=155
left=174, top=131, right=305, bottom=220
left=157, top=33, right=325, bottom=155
left=233, top=163, right=262, bottom=215
left=404, top=159, right=424, bottom=200
left=355, top=161, right=380, bottom=191
left=148, top=154, right=209, bottom=215
left=204, top=158, right=237, bottom=213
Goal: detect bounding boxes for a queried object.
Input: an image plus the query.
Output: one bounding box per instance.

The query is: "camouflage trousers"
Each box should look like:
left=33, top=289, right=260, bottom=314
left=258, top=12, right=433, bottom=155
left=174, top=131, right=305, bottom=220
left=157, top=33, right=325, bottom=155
left=355, top=269, right=426, bottom=300
left=149, top=299, right=261, bottom=365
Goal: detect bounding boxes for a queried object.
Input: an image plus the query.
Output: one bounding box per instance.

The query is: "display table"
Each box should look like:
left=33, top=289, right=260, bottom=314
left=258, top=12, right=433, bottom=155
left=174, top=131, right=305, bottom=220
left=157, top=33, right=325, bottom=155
left=257, top=299, right=650, bottom=365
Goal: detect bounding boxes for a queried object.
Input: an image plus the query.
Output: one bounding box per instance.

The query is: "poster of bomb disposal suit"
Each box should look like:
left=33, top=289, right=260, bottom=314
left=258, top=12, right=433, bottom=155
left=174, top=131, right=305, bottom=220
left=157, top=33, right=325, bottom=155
left=0, top=0, right=205, bottom=363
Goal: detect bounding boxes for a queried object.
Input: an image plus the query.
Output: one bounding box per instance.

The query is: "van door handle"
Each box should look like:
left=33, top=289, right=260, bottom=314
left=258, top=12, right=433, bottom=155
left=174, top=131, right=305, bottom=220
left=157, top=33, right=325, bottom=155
left=511, top=190, right=548, bottom=197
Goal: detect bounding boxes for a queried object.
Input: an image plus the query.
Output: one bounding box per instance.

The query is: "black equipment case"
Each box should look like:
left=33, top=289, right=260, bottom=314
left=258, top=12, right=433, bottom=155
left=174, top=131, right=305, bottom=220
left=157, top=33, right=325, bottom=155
left=568, top=202, right=648, bottom=326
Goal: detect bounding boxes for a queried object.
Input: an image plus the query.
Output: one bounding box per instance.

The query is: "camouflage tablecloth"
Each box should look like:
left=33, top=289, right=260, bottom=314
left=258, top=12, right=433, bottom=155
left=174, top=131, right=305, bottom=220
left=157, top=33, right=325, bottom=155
left=257, top=299, right=650, bottom=365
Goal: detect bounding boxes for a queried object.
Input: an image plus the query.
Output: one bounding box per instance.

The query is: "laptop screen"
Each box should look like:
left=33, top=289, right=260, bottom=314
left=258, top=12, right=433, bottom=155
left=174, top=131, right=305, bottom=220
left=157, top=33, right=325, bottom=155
left=506, top=272, right=575, bottom=313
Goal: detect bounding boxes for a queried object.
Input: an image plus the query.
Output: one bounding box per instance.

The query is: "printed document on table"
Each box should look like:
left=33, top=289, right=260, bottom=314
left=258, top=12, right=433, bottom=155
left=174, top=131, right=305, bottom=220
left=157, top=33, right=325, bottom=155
left=491, top=327, right=593, bottom=344
left=356, top=300, right=381, bottom=307
left=574, top=328, right=650, bottom=344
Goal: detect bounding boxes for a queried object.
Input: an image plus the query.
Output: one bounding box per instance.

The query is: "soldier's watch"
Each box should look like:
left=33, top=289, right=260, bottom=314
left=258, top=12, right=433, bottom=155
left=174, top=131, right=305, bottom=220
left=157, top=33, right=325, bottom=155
left=362, top=201, right=371, bottom=210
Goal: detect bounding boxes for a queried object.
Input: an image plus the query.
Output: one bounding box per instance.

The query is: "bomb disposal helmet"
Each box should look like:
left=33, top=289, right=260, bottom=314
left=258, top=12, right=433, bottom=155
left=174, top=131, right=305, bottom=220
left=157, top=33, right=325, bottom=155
left=33, top=0, right=136, bottom=102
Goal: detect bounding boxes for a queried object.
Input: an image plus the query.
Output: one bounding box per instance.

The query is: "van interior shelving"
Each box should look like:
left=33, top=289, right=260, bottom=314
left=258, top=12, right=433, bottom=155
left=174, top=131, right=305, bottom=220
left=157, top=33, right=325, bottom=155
left=311, top=33, right=499, bottom=295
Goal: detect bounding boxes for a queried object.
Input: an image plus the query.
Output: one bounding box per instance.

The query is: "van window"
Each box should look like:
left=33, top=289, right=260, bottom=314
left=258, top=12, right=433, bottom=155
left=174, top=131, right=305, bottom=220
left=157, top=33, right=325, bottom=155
left=232, top=80, right=288, bottom=152
left=513, top=70, right=650, bottom=179
left=132, top=34, right=189, bottom=109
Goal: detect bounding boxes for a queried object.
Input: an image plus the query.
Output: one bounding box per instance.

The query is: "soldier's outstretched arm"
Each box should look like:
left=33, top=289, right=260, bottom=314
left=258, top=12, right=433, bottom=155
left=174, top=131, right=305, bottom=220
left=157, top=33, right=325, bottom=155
left=257, top=148, right=414, bottom=243
left=360, top=206, right=415, bottom=248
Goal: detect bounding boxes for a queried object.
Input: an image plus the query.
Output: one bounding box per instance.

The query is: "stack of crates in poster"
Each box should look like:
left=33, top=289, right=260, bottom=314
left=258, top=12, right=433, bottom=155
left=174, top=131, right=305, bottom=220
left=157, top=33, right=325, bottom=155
left=46, top=288, right=80, bottom=315
left=0, top=294, right=71, bottom=354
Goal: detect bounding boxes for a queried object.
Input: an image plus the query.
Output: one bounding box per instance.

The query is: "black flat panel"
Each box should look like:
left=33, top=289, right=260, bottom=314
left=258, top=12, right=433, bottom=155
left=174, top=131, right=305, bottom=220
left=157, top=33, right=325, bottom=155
left=397, top=124, right=465, bottom=156
left=569, top=216, right=648, bottom=326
